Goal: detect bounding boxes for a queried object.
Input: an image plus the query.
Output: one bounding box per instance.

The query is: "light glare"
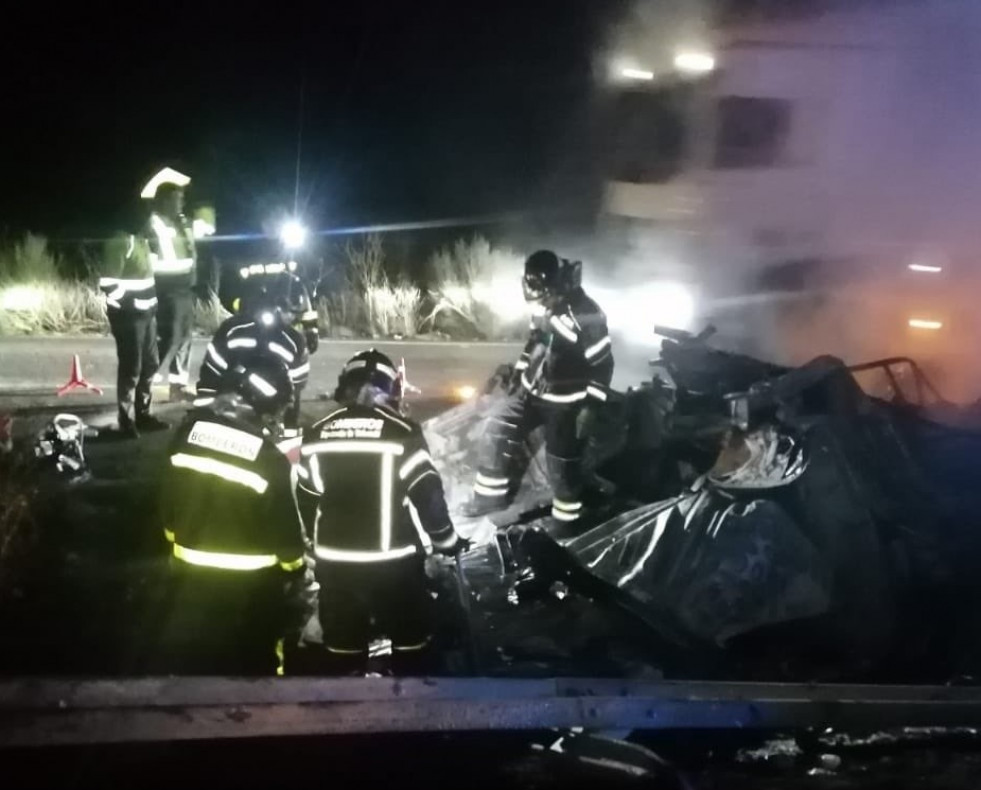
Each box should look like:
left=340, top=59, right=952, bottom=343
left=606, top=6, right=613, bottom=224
left=455, top=384, right=477, bottom=401
left=280, top=220, right=307, bottom=250
left=1, top=285, right=45, bottom=312
left=908, top=263, right=942, bottom=273
left=908, top=318, right=943, bottom=330
left=621, top=67, right=655, bottom=81
left=674, top=51, right=716, bottom=74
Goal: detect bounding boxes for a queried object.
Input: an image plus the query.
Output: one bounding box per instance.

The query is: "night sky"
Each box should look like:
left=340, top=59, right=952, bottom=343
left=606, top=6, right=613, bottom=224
left=2, top=1, right=634, bottom=238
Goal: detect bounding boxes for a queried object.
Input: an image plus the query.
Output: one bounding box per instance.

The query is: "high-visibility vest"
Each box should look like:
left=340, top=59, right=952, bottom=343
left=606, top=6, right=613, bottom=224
left=147, top=212, right=196, bottom=285
left=98, top=234, right=157, bottom=313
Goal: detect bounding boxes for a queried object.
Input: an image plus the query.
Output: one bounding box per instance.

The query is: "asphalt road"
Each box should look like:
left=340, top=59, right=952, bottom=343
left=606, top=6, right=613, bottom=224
left=0, top=336, right=522, bottom=408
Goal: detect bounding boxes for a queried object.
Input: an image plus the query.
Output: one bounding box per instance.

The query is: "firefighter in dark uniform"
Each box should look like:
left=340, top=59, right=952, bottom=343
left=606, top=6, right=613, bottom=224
left=465, top=250, right=614, bottom=526
left=296, top=349, right=466, bottom=674
left=98, top=232, right=168, bottom=437
left=141, top=167, right=197, bottom=401
left=154, top=354, right=315, bottom=675
left=198, top=269, right=313, bottom=436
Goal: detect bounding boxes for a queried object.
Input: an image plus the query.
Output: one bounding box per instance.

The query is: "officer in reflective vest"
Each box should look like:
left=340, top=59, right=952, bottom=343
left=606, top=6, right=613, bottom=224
left=156, top=354, right=314, bottom=674
left=141, top=167, right=197, bottom=401
left=98, top=232, right=168, bottom=437
left=297, top=349, right=466, bottom=674
left=197, top=270, right=313, bottom=436
left=465, top=250, right=614, bottom=529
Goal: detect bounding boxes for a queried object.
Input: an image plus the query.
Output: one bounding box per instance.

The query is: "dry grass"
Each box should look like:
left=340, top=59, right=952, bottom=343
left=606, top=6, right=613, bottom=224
left=192, top=294, right=231, bottom=336
left=424, top=236, right=527, bottom=339
left=0, top=281, right=107, bottom=335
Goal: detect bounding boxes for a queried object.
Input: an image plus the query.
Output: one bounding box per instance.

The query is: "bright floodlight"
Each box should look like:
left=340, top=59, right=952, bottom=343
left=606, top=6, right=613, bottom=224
left=674, top=51, right=716, bottom=74
left=909, top=263, right=942, bottom=273
left=280, top=220, right=307, bottom=250
left=455, top=384, right=477, bottom=401
left=621, top=67, right=655, bottom=81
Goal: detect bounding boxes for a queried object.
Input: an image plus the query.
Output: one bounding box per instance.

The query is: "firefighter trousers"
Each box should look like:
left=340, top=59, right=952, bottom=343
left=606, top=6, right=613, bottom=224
left=315, top=555, right=434, bottom=674
left=473, top=392, right=585, bottom=521
left=107, top=308, right=158, bottom=425
left=156, top=289, right=194, bottom=387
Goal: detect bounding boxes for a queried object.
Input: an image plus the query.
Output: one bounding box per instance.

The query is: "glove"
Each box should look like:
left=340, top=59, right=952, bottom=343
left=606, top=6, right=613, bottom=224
left=441, top=535, right=472, bottom=558
left=305, top=330, right=320, bottom=354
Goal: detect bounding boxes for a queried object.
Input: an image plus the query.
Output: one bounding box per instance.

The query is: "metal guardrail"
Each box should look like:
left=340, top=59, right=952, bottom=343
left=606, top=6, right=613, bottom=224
left=2, top=677, right=981, bottom=747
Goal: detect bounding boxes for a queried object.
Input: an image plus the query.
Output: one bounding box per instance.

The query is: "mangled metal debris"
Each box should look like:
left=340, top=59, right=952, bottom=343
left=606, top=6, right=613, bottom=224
left=425, top=326, right=981, bottom=679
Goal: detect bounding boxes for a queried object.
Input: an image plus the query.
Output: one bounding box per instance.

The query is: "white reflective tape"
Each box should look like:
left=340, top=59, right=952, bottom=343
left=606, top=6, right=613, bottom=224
left=376, top=362, right=397, bottom=380
left=404, top=496, right=430, bottom=547
left=228, top=321, right=255, bottom=335
left=192, top=397, right=215, bottom=407
left=399, top=449, right=433, bottom=481
left=380, top=452, right=394, bottom=550
left=227, top=337, right=258, bottom=349
left=170, top=453, right=268, bottom=494
left=295, top=464, right=309, bottom=480
left=553, top=499, right=583, bottom=512
left=186, top=421, right=263, bottom=461
left=549, top=315, right=578, bottom=343
left=249, top=263, right=264, bottom=274
left=206, top=343, right=228, bottom=370
left=302, top=441, right=405, bottom=456
left=173, top=543, right=277, bottom=571
left=307, top=454, right=324, bottom=493
left=152, top=258, right=194, bottom=274
left=514, top=360, right=529, bottom=370
left=538, top=390, right=587, bottom=404
left=473, top=482, right=508, bottom=498
left=584, top=335, right=612, bottom=359
left=239, top=267, right=250, bottom=279
left=314, top=545, right=417, bottom=563
left=268, top=342, right=294, bottom=363
left=249, top=373, right=277, bottom=397
left=407, top=469, right=439, bottom=491
left=344, top=359, right=367, bottom=371
left=586, top=385, right=608, bottom=402
left=551, top=507, right=580, bottom=522
left=98, top=277, right=155, bottom=290
left=192, top=219, right=215, bottom=239
left=106, top=285, right=126, bottom=302
left=289, top=362, right=311, bottom=380
left=289, top=260, right=298, bottom=272
left=126, top=235, right=136, bottom=258
left=132, top=296, right=158, bottom=310
left=476, top=473, right=509, bottom=488
left=275, top=436, right=303, bottom=455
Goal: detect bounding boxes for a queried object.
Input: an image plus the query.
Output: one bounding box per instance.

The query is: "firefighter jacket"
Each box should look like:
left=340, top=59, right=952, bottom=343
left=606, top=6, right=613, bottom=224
left=146, top=211, right=196, bottom=292
left=98, top=233, right=157, bottom=314
left=161, top=405, right=307, bottom=572
left=296, top=404, right=459, bottom=563
left=516, top=287, right=614, bottom=405
left=197, top=312, right=311, bottom=397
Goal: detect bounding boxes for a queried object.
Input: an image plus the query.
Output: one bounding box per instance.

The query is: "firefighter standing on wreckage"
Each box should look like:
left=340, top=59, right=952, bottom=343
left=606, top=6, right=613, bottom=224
left=152, top=353, right=316, bottom=675
left=197, top=266, right=317, bottom=436
left=464, top=249, right=614, bottom=529
left=296, top=349, right=467, bottom=674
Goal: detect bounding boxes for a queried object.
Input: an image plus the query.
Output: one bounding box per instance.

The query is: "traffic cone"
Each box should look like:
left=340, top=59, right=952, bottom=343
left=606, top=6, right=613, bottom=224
left=56, top=354, right=104, bottom=396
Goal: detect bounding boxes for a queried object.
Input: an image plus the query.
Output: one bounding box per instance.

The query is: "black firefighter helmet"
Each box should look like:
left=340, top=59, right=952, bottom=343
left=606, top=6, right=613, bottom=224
left=334, top=349, right=402, bottom=407
left=217, top=352, right=294, bottom=417
left=522, top=249, right=582, bottom=304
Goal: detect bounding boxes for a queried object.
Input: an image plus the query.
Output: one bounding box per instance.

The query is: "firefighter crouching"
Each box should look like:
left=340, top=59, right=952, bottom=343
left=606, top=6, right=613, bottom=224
left=199, top=267, right=315, bottom=436
left=153, top=354, right=315, bottom=675
left=297, top=349, right=467, bottom=675
left=98, top=232, right=168, bottom=437
left=465, top=250, right=614, bottom=531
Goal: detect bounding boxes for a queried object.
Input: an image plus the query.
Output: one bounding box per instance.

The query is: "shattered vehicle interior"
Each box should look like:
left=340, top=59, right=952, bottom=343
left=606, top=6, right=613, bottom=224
left=428, top=326, right=981, bottom=683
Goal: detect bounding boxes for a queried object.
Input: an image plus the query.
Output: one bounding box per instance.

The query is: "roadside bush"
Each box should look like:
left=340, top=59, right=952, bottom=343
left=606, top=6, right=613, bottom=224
left=192, top=294, right=231, bottom=336
left=318, top=235, right=422, bottom=338
left=424, top=236, right=527, bottom=339
left=0, top=280, right=107, bottom=335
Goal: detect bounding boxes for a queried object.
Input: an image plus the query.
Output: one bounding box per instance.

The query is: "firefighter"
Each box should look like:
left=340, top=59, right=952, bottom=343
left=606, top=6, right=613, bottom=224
left=97, top=232, right=168, bottom=437
left=296, top=349, right=467, bottom=674
left=465, top=250, right=614, bottom=527
left=154, top=353, right=314, bottom=675
left=141, top=167, right=197, bottom=401
left=198, top=269, right=313, bottom=436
